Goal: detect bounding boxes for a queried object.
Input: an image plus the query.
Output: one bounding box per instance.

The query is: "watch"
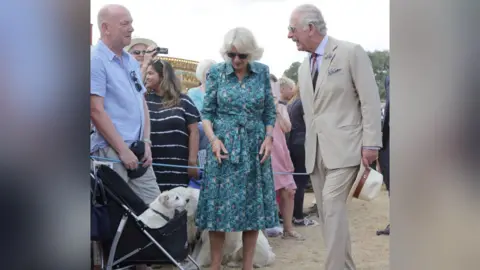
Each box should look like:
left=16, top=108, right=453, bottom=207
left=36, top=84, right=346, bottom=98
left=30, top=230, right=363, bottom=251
left=142, top=138, right=152, bottom=145
left=266, top=132, right=274, bottom=141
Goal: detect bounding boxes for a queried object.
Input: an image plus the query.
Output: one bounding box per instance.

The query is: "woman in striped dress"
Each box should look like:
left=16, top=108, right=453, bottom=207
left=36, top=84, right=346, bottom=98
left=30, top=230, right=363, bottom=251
left=144, top=58, right=201, bottom=191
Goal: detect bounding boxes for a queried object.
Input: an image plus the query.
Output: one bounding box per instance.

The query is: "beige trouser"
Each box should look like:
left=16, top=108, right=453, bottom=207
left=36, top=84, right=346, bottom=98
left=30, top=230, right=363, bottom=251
left=91, top=146, right=160, bottom=205
left=310, top=143, right=359, bottom=270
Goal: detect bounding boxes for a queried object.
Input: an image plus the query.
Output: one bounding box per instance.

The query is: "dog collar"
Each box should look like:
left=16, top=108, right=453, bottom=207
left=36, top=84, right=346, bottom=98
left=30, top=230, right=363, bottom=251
left=150, top=208, right=171, bottom=222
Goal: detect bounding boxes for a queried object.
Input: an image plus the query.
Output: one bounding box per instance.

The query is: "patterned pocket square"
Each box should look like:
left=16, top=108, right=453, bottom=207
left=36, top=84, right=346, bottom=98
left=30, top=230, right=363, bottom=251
left=328, top=68, right=342, bottom=75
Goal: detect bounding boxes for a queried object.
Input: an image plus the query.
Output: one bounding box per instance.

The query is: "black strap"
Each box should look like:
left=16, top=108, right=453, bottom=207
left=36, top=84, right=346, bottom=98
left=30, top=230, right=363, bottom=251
left=150, top=208, right=172, bottom=222
left=91, top=171, right=108, bottom=205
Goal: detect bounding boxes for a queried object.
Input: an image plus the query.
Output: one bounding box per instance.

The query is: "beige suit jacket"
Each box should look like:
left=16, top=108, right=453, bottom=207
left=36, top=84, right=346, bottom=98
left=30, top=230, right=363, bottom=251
left=298, top=36, right=382, bottom=173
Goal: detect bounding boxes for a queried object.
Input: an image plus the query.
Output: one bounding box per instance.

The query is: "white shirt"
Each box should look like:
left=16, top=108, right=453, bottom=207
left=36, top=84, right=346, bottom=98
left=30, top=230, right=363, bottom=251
left=310, top=35, right=329, bottom=72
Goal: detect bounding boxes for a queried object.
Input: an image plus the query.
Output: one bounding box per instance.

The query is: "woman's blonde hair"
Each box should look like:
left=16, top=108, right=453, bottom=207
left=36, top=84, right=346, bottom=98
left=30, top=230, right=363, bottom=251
left=278, top=76, right=295, bottom=90
left=195, top=59, right=216, bottom=83
left=289, top=85, right=300, bottom=104
left=149, top=57, right=182, bottom=108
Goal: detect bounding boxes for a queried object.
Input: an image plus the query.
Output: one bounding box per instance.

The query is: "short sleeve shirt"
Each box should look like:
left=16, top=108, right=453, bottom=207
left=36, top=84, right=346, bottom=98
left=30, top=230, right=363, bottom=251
left=90, top=40, right=147, bottom=153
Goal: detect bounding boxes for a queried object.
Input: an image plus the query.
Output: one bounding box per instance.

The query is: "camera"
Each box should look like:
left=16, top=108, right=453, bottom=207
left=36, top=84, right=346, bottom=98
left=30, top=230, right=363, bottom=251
left=146, top=47, right=168, bottom=56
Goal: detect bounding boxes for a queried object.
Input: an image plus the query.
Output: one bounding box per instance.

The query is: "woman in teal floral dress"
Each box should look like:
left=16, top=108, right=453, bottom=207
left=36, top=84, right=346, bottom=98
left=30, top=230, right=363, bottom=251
left=195, top=27, right=279, bottom=270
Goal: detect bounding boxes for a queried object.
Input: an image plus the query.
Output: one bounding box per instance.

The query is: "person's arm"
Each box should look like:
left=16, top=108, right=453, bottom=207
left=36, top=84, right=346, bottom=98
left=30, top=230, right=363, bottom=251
left=142, top=97, right=151, bottom=143
left=140, top=45, right=157, bottom=81
left=91, top=97, right=130, bottom=154
left=183, top=95, right=201, bottom=165
left=201, top=66, right=219, bottom=143
left=350, top=44, right=383, bottom=149
left=90, top=57, right=129, bottom=154
left=276, top=103, right=291, bottom=133
left=262, top=67, right=276, bottom=136
left=187, top=123, right=200, bottom=165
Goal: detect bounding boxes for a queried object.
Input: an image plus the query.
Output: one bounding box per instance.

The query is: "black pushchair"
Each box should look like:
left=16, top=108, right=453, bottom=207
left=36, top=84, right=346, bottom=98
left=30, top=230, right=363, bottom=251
left=91, top=165, right=200, bottom=270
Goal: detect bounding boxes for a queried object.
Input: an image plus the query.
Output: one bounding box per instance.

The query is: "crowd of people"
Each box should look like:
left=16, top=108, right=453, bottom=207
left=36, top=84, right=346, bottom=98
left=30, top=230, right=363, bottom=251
left=91, top=3, right=389, bottom=270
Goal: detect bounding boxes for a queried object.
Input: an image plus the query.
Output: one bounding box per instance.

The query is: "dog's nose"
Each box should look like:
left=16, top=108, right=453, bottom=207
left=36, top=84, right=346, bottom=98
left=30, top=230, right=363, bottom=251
left=185, top=199, right=190, bottom=203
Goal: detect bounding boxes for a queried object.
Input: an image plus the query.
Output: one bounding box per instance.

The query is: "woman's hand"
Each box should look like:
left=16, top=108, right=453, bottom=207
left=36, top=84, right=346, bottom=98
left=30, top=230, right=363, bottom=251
left=143, top=44, right=157, bottom=65
left=211, top=137, right=228, bottom=164
left=259, top=135, right=273, bottom=164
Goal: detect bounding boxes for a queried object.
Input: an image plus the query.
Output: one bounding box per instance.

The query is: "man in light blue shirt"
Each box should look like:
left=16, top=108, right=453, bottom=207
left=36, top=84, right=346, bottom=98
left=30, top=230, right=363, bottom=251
left=91, top=4, right=160, bottom=206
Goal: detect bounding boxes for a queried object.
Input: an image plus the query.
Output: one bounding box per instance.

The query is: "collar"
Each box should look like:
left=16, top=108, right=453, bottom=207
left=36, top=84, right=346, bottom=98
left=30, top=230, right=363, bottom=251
left=97, top=40, right=128, bottom=62
left=225, top=62, right=260, bottom=75
left=150, top=207, right=172, bottom=222
left=311, top=35, right=329, bottom=57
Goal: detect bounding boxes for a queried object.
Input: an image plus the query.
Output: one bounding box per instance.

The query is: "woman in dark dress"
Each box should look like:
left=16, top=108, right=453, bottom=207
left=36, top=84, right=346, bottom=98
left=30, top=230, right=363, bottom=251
left=286, top=85, right=316, bottom=226
left=144, top=58, right=200, bottom=191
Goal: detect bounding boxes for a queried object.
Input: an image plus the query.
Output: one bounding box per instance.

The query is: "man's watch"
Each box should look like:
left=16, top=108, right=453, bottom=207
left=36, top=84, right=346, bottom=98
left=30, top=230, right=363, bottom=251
left=142, top=138, right=152, bottom=146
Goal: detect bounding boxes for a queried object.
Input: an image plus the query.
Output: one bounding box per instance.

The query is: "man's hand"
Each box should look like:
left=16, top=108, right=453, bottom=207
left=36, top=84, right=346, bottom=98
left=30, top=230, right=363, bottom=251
left=361, top=148, right=378, bottom=168
left=141, top=144, right=153, bottom=168
left=118, top=148, right=139, bottom=170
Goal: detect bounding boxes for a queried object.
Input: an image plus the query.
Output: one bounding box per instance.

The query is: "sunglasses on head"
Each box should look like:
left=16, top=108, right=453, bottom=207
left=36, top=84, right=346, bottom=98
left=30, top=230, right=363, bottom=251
left=129, top=71, right=142, bottom=92
left=227, top=52, right=249, bottom=60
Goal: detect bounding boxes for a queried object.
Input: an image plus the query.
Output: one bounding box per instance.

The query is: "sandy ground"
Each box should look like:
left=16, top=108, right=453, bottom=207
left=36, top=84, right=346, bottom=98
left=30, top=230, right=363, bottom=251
left=262, top=190, right=390, bottom=270
left=156, top=190, right=390, bottom=270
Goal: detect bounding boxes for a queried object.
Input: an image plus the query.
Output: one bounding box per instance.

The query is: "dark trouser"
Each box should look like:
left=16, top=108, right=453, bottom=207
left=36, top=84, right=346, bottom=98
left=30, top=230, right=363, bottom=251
left=378, top=142, right=390, bottom=194
left=289, top=144, right=309, bottom=220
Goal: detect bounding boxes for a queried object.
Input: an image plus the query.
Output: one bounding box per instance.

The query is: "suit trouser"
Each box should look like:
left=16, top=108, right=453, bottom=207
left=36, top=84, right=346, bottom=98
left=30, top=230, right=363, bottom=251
left=310, top=143, right=358, bottom=270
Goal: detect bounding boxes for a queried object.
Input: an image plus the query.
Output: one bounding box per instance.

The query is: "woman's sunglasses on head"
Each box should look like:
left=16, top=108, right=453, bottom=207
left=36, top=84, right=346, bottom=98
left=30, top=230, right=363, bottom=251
left=227, top=52, right=249, bottom=60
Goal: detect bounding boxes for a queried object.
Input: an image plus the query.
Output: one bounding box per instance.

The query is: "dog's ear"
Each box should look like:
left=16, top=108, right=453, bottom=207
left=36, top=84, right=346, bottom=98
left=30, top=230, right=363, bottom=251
left=158, top=193, right=169, bottom=204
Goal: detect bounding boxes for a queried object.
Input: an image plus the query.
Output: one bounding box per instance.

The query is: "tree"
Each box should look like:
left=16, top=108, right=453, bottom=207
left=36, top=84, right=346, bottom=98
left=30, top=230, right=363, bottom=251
left=282, top=61, right=301, bottom=83
left=367, top=50, right=390, bottom=101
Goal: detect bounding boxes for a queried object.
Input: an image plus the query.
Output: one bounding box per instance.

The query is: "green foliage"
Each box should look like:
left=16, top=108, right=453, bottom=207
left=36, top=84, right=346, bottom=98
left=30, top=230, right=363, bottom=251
left=281, top=50, right=390, bottom=101
left=367, top=50, right=389, bottom=101
left=282, top=61, right=301, bottom=83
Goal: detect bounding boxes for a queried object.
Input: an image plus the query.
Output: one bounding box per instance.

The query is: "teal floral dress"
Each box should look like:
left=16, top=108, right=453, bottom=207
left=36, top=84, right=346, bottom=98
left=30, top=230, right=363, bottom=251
left=195, top=62, right=279, bottom=232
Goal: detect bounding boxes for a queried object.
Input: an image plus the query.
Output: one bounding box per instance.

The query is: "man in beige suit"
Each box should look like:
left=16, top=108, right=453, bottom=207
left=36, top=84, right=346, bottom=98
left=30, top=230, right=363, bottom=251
left=288, top=4, right=382, bottom=270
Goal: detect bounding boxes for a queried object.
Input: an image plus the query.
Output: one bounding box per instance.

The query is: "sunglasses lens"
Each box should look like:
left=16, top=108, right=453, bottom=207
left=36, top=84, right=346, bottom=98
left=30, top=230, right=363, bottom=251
left=132, top=50, right=140, bottom=55
left=227, top=52, right=248, bottom=60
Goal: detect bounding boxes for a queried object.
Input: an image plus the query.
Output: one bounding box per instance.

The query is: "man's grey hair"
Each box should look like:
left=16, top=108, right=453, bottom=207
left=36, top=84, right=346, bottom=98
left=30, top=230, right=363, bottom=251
left=294, top=4, right=327, bottom=36
left=195, top=59, right=216, bottom=82
left=220, top=27, right=264, bottom=62
left=278, top=76, right=295, bottom=90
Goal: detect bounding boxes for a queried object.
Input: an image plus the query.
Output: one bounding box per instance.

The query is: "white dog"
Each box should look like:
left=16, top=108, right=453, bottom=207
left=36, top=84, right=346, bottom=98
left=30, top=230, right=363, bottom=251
left=192, top=230, right=275, bottom=268
left=170, top=187, right=276, bottom=268
left=138, top=190, right=187, bottom=229
left=170, top=186, right=200, bottom=245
